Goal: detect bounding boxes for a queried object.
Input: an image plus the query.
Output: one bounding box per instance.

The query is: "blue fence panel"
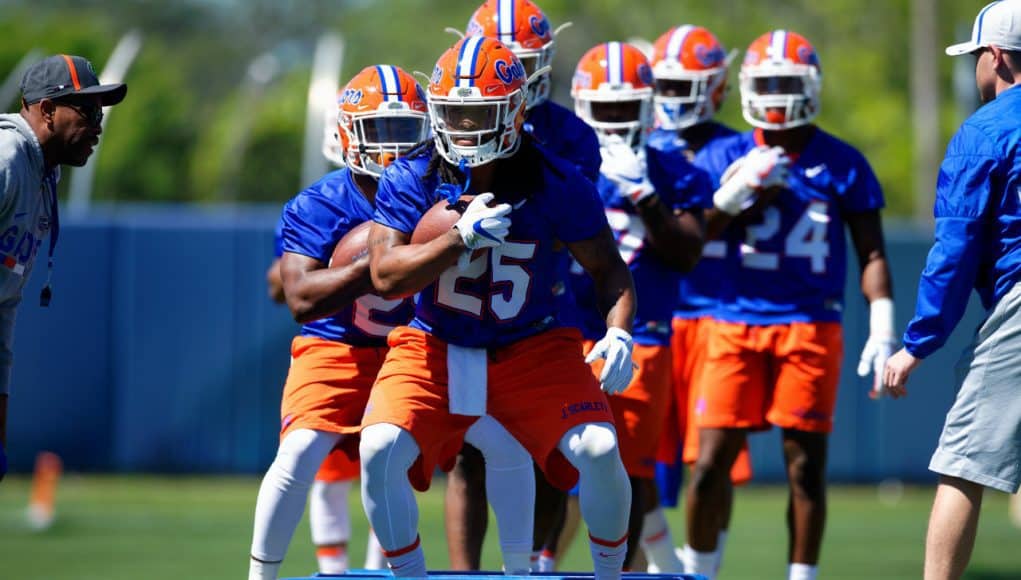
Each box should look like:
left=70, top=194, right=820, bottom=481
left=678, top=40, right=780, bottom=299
left=1, top=207, right=990, bottom=483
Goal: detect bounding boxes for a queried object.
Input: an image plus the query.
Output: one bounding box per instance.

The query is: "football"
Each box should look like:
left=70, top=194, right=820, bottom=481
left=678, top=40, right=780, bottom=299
left=410, top=195, right=474, bottom=244
left=329, top=220, right=372, bottom=267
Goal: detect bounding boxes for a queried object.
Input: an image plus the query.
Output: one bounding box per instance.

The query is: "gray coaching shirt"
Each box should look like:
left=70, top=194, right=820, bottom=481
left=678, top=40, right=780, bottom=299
left=0, top=113, right=60, bottom=395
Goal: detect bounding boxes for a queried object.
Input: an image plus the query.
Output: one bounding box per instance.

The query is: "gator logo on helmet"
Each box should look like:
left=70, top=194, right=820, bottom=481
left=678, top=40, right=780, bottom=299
left=341, top=89, right=363, bottom=105
left=467, top=18, right=485, bottom=37
left=494, top=58, right=526, bottom=84
left=431, top=65, right=444, bottom=86
left=797, top=46, right=820, bottom=69
left=637, top=63, right=653, bottom=85
left=694, top=43, right=726, bottom=67
left=529, top=14, right=551, bottom=38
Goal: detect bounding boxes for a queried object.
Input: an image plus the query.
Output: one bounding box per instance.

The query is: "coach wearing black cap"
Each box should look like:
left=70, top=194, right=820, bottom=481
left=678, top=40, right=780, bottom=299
left=0, top=54, right=127, bottom=482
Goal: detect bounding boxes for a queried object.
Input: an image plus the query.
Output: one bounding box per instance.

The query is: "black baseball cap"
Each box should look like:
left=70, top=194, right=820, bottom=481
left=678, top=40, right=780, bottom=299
left=21, top=54, right=127, bottom=106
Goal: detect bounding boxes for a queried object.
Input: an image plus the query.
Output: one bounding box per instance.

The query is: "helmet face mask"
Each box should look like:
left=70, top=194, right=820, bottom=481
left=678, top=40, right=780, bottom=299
left=337, top=65, right=430, bottom=177
left=572, top=42, right=654, bottom=152
left=341, top=105, right=429, bottom=177
left=739, top=30, right=821, bottom=130
left=652, top=65, right=727, bottom=130
left=514, top=43, right=554, bottom=109
left=428, top=36, right=528, bottom=167
left=576, top=96, right=650, bottom=150
left=650, top=25, right=731, bottom=130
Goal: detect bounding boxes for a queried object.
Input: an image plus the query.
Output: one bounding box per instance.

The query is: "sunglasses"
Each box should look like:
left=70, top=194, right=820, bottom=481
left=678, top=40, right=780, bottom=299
left=54, top=98, right=103, bottom=126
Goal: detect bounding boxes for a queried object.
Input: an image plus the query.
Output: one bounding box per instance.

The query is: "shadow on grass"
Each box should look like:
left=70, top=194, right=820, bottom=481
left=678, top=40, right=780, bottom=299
left=964, top=568, right=1021, bottom=580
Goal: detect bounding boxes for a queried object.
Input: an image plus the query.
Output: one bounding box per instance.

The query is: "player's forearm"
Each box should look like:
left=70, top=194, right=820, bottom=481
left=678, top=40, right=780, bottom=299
left=285, top=261, right=374, bottom=324
left=370, top=231, right=464, bottom=299
left=636, top=198, right=704, bottom=272
left=705, top=207, right=734, bottom=240
left=594, top=261, right=636, bottom=333
left=860, top=254, right=893, bottom=303
left=265, top=259, right=286, bottom=304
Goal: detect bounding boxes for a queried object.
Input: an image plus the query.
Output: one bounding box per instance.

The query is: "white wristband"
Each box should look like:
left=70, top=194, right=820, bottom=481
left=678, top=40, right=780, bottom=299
left=869, top=297, right=895, bottom=339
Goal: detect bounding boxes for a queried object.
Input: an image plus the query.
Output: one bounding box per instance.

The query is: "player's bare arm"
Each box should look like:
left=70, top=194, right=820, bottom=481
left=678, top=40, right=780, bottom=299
left=846, top=210, right=892, bottom=302
left=367, top=222, right=464, bottom=299
left=568, top=226, right=637, bottom=332
left=279, top=251, right=374, bottom=324
left=636, top=198, right=704, bottom=272
left=265, top=258, right=286, bottom=304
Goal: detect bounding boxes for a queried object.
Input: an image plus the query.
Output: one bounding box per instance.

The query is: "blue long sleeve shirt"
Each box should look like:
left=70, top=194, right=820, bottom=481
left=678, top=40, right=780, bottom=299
left=904, top=85, right=1021, bottom=358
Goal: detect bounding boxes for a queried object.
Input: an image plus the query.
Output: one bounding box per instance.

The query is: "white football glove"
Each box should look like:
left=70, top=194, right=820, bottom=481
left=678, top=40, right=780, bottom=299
left=857, top=297, right=897, bottom=399
left=712, top=145, right=790, bottom=215
left=600, top=139, right=656, bottom=205
left=584, top=327, right=635, bottom=395
left=454, top=192, right=512, bottom=250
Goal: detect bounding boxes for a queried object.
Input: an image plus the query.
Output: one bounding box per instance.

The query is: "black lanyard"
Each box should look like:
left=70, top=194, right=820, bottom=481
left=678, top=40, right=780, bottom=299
left=39, top=171, right=59, bottom=307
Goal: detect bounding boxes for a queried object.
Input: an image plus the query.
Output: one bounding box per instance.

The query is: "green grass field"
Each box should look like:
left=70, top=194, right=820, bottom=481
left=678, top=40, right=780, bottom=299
left=0, top=475, right=1018, bottom=579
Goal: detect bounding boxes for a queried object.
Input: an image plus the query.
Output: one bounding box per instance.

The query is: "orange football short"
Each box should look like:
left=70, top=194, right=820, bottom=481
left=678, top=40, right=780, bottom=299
left=363, top=326, right=614, bottom=492
left=586, top=340, right=671, bottom=479
left=280, top=336, right=387, bottom=465
left=315, top=448, right=361, bottom=482
left=696, top=320, right=843, bottom=433
left=664, top=317, right=754, bottom=484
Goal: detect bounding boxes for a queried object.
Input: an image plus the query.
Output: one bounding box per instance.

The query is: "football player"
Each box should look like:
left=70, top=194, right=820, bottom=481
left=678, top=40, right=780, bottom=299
left=360, top=36, right=635, bottom=579
left=443, top=0, right=603, bottom=571
left=248, top=65, right=432, bottom=580
left=645, top=24, right=753, bottom=575
left=687, top=30, right=894, bottom=580
left=546, top=40, right=708, bottom=571
left=263, top=96, right=388, bottom=574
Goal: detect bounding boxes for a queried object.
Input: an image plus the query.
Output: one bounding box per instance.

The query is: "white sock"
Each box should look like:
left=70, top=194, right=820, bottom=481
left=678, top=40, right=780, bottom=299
left=530, top=550, right=541, bottom=572
left=682, top=544, right=718, bottom=580
left=714, top=529, right=729, bottom=575
left=789, top=562, right=818, bottom=580
left=249, top=429, right=340, bottom=576
left=465, top=416, right=534, bottom=574
left=359, top=424, right=421, bottom=556
left=589, top=533, right=627, bottom=580
left=310, top=480, right=352, bottom=546
left=364, top=528, right=386, bottom=570
left=384, top=537, right=427, bottom=577
left=538, top=549, right=556, bottom=572
left=558, top=423, right=631, bottom=580
left=640, top=507, right=683, bottom=573
left=248, top=558, right=281, bottom=580
left=315, top=546, right=348, bottom=574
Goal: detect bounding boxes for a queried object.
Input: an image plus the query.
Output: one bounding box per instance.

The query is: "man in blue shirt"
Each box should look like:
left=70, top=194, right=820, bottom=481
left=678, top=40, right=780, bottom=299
left=884, top=2, right=1021, bottom=578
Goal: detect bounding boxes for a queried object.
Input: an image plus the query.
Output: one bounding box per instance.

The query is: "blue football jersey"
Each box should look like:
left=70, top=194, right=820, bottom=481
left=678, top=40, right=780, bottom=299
left=281, top=168, right=414, bottom=346
left=373, top=141, right=609, bottom=348
left=695, top=128, right=885, bottom=324
left=524, top=100, right=603, bottom=326
left=564, top=144, right=713, bottom=345
left=524, top=100, right=602, bottom=183
left=904, top=85, right=1021, bottom=358
left=648, top=123, right=740, bottom=319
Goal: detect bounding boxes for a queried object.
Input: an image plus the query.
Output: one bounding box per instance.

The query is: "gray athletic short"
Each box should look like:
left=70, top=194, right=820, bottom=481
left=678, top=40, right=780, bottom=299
left=929, top=282, right=1021, bottom=493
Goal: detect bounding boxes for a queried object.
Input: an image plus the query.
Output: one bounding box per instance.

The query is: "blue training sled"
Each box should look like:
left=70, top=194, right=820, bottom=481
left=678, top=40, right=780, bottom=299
left=285, top=571, right=707, bottom=580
